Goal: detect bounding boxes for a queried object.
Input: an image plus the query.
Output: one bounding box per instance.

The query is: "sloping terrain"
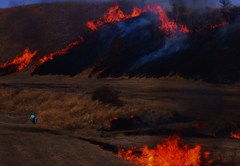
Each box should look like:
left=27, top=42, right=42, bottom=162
left=0, top=3, right=240, bottom=83
left=32, top=6, right=240, bottom=83
left=0, top=109, right=130, bottom=166
left=0, top=2, right=118, bottom=63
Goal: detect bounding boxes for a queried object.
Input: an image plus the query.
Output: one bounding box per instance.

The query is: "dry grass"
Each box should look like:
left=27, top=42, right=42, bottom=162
left=0, top=86, right=145, bottom=129
left=92, top=86, right=123, bottom=106
left=1, top=76, right=240, bottom=132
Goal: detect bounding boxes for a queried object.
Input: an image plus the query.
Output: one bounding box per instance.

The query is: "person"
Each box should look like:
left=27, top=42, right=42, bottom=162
left=29, top=114, right=36, bottom=124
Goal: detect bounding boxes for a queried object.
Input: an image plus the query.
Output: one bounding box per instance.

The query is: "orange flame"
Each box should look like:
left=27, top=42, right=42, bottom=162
left=118, top=136, right=211, bottom=166
left=210, top=21, right=228, bottom=29
left=37, top=37, right=84, bottom=66
left=230, top=130, right=240, bottom=139
left=87, top=4, right=189, bottom=36
left=0, top=48, right=37, bottom=72
left=86, top=4, right=143, bottom=31
left=109, top=117, right=119, bottom=122
left=145, top=5, right=189, bottom=35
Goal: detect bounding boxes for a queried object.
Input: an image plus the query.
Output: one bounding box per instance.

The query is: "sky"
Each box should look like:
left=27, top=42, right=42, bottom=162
left=0, top=0, right=239, bottom=8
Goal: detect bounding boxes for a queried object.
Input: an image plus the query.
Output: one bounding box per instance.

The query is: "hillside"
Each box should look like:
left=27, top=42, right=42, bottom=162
left=0, top=2, right=240, bottom=83
left=31, top=5, right=240, bottom=83
left=0, top=2, right=119, bottom=63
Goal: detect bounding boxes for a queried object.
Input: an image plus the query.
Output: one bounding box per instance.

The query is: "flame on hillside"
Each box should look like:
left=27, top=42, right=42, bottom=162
left=1, top=4, right=232, bottom=76
left=86, top=4, right=142, bottom=31
left=0, top=48, right=37, bottom=73
left=145, top=5, right=189, bottom=35
left=86, top=4, right=189, bottom=36
left=118, top=136, right=212, bottom=166
left=37, top=37, right=84, bottom=66
left=230, top=130, right=240, bottom=139
left=210, top=21, right=229, bottom=29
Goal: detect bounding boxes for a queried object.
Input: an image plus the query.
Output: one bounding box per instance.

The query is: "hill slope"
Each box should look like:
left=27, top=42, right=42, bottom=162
left=0, top=2, right=118, bottom=63
left=1, top=3, right=240, bottom=83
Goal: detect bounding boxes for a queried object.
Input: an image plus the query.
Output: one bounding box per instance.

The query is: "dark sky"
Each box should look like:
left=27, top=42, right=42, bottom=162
left=0, top=0, right=239, bottom=8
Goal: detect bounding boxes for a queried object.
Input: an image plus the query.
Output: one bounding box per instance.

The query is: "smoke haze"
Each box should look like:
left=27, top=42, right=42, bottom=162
left=0, top=0, right=240, bottom=8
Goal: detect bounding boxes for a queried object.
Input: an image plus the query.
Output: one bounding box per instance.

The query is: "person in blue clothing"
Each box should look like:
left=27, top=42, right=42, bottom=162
left=29, top=114, right=36, bottom=124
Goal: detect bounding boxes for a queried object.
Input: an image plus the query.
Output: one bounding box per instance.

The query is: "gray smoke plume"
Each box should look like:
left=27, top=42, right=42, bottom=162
left=218, top=16, right=240, bottom=40
left=131, top=34, right=188, bottom=70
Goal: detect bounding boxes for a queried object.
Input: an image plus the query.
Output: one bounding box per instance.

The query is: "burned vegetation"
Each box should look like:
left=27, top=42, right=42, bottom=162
left=0, top=3, right=239, bottom=83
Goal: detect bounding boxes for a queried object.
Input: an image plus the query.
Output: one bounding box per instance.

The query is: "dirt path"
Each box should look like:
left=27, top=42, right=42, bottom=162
left=0, top=113, right=130, bottom=166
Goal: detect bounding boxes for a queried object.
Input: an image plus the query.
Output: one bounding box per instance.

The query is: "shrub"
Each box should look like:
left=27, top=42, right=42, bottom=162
left=92, top=86, right=122, bottom=106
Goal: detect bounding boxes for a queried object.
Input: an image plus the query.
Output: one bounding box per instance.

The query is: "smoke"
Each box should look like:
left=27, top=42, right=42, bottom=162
left=107, top=13, right=188, bottom=71
left=131, top=34, right=188, bottom=70
left=168, top=0, right=216, bottom=8
left=115, top=18, right=153, bottom=39
left=90, top=16, right=154, bottom=55
left=1, top=0, right=240, bottom=8
left=219, top=16, right=240, bottom=40
left=168, top=0, right=240, bottom=8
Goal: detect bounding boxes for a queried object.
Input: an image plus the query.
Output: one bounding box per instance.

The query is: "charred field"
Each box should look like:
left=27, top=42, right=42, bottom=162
left=0, top=1, right=240, bottom=166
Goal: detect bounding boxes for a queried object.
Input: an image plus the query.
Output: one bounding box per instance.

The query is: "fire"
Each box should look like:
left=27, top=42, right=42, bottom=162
left=118, top=136, right=211, bottom=166
left=86, top=4, right=143, bottom=31
left=86, top=21, right=98, bottom=31
left=145, top=5, right=189, bottom=35
left=230, top=130, right=240, bottom=139
left=86, top=4, right=189, bottom=36
left=180, top=25, right=190, bottom=33
left=0, top=48, right=37, bottom=72
left=210, top=21, right=228, bottom=29
left=36, top=37, right=84, bottom=66
left=109, top=116, right=119, bottom=123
